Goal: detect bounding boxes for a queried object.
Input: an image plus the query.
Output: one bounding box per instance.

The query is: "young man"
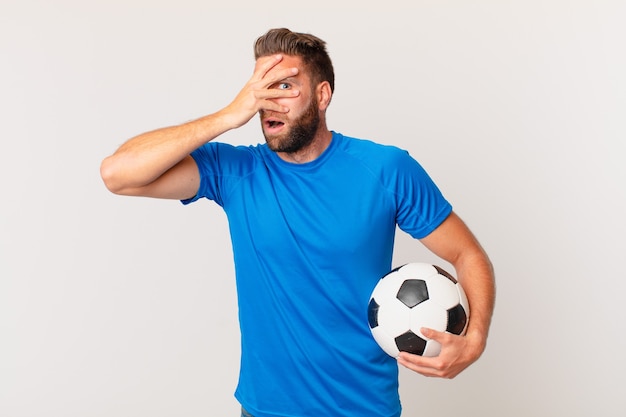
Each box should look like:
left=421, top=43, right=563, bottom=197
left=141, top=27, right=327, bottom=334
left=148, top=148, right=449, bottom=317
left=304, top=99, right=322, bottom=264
left=101, top=28, right=495, bottom=417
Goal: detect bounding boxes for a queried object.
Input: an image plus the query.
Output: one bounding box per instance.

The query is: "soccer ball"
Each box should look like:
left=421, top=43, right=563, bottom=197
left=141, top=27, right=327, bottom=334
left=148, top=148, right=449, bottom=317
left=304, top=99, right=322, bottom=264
left=367, top=263, right=470, bottom=357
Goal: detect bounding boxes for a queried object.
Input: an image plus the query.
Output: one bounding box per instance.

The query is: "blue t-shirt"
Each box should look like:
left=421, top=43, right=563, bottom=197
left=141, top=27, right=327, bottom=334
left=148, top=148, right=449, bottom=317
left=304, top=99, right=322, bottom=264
left=183, top=131, right=452, bottom=417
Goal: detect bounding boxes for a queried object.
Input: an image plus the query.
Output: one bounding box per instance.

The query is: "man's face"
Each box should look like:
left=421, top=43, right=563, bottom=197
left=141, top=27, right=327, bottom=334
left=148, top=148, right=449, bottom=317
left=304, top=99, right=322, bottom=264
left=259, top=55, right=321, bottom=154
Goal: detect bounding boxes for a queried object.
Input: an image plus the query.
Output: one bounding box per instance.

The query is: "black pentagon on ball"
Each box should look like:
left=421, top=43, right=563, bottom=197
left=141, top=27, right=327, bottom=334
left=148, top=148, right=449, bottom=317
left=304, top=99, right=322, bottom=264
left=367, top=298, right=380, bottom=328
left=396, top=279, right=429, bottom=308
left=446, top=304, right=468, bottom=335
left=395, top=330, right=427, bottom=356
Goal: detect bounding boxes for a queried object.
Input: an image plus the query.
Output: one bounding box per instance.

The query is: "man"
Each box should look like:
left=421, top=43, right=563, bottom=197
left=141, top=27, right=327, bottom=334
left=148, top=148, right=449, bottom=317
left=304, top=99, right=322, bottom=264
left=101, top=28, right=495, bottom=417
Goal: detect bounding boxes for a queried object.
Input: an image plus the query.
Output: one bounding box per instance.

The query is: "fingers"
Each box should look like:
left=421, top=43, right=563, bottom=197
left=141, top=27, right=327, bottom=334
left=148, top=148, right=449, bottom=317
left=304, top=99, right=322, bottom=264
left=397, top=350, right=465, bottom=379
left=397, top=352, right=449, bottom=378
left=245, top=55, right=300, bottom=114
left=251, top=85, right=298, bottom=115
left=253, top=54, right=284, bottom=79
left=252, top=54, right=299, bottom=88
left=221, top=55, right=300, bottom=128
left=420, top=327, right=445, bottom=342
left=396, top=328, right=469, bottom=379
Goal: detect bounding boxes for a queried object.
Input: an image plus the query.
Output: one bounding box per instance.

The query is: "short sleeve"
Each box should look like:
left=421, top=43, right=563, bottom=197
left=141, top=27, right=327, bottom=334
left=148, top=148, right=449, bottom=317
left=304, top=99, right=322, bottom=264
left=391, top=150, right=452, bottom=239
left=180, top=142, right=256, bottom=207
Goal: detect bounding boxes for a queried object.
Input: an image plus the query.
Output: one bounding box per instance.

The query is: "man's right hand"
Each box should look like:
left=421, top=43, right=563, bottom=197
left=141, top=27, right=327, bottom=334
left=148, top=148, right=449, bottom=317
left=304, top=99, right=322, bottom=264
left=100, top=54, right=299, bottom=200
left=219, top=54, right=300, bottom=130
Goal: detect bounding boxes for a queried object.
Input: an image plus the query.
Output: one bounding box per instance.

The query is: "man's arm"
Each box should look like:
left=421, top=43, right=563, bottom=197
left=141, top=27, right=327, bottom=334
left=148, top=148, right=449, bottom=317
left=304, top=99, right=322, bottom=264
left=397, top=211, right=495, bottom=378
left=100, top=54, right=300, bottom=199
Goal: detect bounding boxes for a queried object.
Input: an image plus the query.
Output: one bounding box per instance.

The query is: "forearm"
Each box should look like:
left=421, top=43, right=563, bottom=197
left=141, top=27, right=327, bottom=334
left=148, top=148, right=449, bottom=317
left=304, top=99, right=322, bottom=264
left=100, top=110, right=232, bottom=193
left=419, top=212, right=496, bottom=358
left=101, top=54, right=300, bottom=196
left=455, top=249, right=495, bottom=352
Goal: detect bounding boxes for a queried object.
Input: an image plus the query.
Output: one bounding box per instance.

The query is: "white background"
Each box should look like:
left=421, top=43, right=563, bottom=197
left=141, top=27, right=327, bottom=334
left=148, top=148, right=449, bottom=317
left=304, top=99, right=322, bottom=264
left=1, top=1, right=625, bottom=416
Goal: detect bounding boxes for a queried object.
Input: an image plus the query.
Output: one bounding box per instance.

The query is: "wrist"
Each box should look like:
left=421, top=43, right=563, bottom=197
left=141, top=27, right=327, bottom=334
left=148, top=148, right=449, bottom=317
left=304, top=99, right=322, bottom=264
left=465, top=328, right=488, bottom=356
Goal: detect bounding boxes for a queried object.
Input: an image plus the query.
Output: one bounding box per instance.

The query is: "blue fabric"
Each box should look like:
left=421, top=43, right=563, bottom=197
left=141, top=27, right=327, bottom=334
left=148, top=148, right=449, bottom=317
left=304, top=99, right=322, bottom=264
left=183, top=132, right=452, bottom=417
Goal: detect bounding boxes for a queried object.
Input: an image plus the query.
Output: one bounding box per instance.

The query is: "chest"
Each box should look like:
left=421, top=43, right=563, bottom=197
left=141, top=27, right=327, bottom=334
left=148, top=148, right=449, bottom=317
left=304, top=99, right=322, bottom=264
left=225, top=166, right=397, bottom=261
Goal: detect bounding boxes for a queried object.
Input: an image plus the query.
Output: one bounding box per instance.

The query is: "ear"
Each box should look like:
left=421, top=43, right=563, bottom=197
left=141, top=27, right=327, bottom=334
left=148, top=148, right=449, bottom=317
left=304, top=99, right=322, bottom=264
left=316, top=81, right=333, bottom=111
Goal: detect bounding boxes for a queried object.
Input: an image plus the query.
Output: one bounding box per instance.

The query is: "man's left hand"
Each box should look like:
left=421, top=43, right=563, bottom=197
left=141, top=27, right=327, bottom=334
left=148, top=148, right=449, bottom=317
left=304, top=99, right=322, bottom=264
left=396, top=327, right=485, bottom=379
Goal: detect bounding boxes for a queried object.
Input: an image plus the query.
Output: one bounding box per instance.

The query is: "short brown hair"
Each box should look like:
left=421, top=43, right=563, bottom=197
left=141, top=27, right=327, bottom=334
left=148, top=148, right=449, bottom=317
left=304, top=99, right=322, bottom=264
left=254, top=28, right=335, bottom=93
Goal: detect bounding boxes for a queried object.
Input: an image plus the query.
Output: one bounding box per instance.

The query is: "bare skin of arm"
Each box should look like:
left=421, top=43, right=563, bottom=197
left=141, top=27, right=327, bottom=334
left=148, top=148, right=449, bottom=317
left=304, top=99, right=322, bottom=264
left=100, top=54, right=300, bottom=200
left=397, top=211, right=496, bottom=378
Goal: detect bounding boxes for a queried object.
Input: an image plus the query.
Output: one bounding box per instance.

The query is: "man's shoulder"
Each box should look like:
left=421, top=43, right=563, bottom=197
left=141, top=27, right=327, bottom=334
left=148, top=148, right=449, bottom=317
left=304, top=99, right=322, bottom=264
left=336, top=132, right=412, bottom=164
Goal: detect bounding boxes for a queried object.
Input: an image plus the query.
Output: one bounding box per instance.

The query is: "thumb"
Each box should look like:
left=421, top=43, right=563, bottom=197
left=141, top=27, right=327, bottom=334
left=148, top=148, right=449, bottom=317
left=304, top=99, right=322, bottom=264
left=421, top=327, right=445, bottom=341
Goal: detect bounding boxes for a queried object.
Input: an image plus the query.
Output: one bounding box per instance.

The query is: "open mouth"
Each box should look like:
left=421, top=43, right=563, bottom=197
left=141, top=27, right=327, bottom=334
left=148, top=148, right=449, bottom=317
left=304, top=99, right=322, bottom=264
left=264, top=118, right=285, bottom=131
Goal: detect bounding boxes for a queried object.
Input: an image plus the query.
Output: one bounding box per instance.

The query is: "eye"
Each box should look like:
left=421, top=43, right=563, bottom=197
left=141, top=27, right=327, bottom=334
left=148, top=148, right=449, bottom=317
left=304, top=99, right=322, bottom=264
left=276, top=82, right=290, bottom=90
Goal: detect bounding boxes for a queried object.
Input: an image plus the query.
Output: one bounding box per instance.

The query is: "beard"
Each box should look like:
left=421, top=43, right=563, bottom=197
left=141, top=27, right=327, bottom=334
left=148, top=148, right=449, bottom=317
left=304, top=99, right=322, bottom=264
left=261, top=97, right=320, bottom=154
